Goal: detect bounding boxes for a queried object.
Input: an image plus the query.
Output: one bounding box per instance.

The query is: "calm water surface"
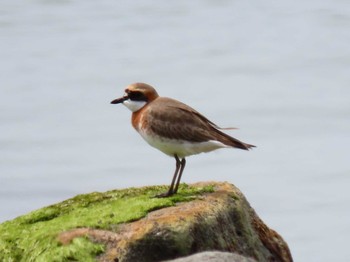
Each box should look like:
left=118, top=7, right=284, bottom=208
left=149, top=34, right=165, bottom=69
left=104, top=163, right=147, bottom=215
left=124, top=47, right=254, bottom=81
left=1, top=1, right=350, bottom=261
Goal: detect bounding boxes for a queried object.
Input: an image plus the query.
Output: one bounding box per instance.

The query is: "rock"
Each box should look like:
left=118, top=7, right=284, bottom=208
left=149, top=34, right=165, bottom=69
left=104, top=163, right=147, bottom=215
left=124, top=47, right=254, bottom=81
left=164, top=251, right=257, bottom=262
left=0, top=182, right=293, bottom=262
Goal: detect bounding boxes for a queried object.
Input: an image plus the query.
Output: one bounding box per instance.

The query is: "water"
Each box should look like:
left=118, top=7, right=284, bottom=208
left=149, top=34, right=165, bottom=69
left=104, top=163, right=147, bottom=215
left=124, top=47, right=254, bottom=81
left=1, top=1, right=350, bottom=261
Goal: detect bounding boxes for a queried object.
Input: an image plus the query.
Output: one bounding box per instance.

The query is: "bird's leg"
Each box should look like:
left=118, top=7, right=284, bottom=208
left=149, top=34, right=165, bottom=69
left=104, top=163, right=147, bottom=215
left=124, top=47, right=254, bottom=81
left=166, top=155, right=181, bottom=195
left=173, top=158, right=186, bottom=194
left=155, top=155, right=181, bottom=198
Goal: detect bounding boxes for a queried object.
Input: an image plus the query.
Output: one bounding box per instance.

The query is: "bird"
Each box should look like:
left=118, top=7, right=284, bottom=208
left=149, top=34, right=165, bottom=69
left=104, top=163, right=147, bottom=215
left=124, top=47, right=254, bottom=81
left=111, top=83, right=255, bottom=197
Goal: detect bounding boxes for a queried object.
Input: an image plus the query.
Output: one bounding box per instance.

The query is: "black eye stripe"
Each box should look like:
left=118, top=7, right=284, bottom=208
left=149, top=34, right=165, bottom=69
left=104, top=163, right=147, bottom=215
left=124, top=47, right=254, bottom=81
left=128, top=91, right=147, bottom=101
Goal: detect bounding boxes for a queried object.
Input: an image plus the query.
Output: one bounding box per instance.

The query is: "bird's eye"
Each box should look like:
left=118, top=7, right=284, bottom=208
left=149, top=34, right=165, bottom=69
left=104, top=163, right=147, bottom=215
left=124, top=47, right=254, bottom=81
left=128, top=91, right=147, bottom=101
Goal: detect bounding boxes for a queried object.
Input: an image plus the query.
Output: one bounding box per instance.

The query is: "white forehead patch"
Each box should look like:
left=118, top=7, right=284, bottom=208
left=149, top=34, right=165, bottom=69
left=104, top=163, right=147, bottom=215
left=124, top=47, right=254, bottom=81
left=123, top=99, right=147, bottom=112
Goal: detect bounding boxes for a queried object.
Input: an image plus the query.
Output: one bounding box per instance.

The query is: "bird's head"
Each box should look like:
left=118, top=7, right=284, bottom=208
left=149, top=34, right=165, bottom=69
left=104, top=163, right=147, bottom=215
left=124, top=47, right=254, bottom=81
left=111, top=83, right=159, bottom=112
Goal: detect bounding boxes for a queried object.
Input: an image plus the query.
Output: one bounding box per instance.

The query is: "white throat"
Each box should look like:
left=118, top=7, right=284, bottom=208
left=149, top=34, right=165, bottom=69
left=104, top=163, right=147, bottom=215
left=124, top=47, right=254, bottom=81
left=123, top=99, right=147, bottom=112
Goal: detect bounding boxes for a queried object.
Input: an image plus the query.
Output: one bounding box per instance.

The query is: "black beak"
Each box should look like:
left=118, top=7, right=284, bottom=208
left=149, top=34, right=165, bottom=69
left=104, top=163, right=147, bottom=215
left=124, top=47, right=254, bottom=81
left=110, top=96, right=128, bottom=104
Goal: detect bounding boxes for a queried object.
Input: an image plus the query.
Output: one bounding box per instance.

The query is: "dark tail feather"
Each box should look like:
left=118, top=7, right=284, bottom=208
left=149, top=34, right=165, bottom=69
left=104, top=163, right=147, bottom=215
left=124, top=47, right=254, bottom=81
left=226, top=137, right=255, bottom=150
left=241, top=142, right=256, bottom=150
left=215, top=129, right=256, bottom=150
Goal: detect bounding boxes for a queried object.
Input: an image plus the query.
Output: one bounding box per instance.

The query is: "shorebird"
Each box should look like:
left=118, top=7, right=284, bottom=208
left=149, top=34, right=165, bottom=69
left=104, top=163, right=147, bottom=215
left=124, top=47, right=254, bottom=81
left=111, top=83, right=255, bottom=197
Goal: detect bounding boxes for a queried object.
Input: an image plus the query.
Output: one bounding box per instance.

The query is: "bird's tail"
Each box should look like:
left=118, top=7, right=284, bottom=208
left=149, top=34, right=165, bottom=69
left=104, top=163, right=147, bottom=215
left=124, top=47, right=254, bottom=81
left=215, top=129, right=256, bottom=150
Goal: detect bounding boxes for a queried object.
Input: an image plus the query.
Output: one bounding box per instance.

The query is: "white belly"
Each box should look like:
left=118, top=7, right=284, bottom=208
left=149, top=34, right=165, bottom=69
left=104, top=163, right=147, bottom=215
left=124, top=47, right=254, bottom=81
left=138, top=129, right=229, bottom=158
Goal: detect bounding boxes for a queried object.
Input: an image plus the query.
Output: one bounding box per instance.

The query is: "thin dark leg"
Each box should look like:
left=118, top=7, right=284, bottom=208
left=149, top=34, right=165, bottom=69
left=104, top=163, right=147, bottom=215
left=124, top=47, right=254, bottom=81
left=155, top=155, right=181, bottom=198
left=166, top=155, right=181, bottom=195
left=173, top=158, right=186, bottom=194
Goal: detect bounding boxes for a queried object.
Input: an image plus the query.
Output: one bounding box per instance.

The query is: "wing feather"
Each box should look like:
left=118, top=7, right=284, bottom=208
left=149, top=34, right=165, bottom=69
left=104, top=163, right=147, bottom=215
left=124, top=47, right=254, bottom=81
left=146, top=98, right=255, bottom=150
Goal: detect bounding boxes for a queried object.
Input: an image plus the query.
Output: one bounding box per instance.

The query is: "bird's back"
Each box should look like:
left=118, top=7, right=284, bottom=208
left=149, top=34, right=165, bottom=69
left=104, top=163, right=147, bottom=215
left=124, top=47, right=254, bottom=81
left=138, top=97, right=254, bottom=154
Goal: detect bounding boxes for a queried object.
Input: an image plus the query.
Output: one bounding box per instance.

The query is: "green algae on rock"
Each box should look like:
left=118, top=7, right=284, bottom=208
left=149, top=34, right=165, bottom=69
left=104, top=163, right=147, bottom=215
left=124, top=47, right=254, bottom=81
left=0, top=184, right=214, bottom=262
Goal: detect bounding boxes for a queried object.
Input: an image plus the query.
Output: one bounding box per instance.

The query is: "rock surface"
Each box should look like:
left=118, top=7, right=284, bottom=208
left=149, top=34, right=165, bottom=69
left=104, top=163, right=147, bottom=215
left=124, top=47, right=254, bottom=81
left=165, top=251, right=257, bottom=262
left=58, top=182, right=292, bottom=262
left=0, top=182, right=293, bottom=262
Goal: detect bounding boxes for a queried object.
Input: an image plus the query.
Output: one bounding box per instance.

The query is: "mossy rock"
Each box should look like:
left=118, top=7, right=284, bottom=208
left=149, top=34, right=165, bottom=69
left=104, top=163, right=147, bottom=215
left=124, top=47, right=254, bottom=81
left=0, top=182, right=292, bottom=262
left=0, top=184, right=213, bottom=262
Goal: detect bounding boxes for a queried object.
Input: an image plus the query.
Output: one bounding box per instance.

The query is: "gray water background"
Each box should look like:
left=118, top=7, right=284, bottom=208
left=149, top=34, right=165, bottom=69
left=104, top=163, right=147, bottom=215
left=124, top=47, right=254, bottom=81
left=1, top=1, right=350, bottom=261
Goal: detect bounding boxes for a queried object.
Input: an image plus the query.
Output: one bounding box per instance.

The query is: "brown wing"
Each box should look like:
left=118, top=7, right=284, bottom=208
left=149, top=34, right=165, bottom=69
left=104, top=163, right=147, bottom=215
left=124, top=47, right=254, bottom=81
left=147, top=98, right=255, bottom=150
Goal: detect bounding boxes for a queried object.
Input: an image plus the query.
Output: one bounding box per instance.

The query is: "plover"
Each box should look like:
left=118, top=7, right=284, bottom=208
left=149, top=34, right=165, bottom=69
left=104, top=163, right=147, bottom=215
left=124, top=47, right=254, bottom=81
left=111, top=83, right=255, bottom=197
